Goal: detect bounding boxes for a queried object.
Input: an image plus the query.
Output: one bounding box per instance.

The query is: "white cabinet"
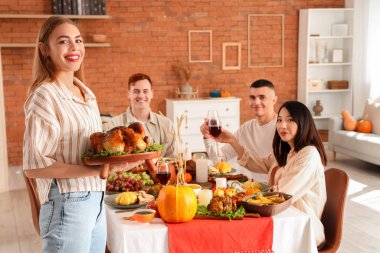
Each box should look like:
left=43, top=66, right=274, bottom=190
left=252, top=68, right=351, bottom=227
left=298, top=8, right=354, bottom=129
left=166, top=98, right=241, bottom=153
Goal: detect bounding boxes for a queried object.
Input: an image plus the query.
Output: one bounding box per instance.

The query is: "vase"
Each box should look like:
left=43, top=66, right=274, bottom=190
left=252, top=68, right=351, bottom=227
left=180, top=82, right=193, bottom=99
left=313, top=100, right=323, bottom=116
left=181, top=82, right=193, bottom=93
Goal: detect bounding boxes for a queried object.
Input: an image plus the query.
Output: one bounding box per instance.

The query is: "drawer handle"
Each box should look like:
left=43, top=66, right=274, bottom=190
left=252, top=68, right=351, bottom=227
left=225, top=108, right=230, bottom=111
left=185, top=126, right=188, bottom=129
left=184, top=110, right=188, bottom=113
left=226, top=124, right=230, bottom=127
left=185, top=142, right=188, bottom=145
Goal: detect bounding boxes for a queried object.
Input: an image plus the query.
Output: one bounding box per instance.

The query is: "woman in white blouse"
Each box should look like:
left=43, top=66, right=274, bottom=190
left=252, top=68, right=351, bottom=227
left=212, top=101, right=327, bottom=248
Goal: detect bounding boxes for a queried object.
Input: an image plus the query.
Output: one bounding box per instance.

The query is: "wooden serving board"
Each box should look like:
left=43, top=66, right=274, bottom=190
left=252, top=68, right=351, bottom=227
left=194, top=215, right=243, bottom=220
left=82, top=151, right=161, bottom=179
left=194, top=213, right=260, bottom=220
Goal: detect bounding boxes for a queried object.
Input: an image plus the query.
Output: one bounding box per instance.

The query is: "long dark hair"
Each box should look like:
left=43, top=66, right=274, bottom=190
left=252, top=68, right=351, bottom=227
left=273, top=101, right=327, bottom=167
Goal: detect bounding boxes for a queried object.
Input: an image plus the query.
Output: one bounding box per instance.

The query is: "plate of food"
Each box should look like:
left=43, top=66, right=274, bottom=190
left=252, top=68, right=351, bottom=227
left=208, top=160, right=236, bottom=175
left=82, top=122, right=163, bottom=165
left=195, top=188, right=246, bottom=220
left=240, top=192, right=292, bottom=217
left=81, top=123, right=163, bottom=179
left=208, top=173, right=249, bottom=183
left=104, top=193, right=146, bottom=210
left=208, top=167, right=237, bottom=176
left=82, top=151, right=161, bottom=165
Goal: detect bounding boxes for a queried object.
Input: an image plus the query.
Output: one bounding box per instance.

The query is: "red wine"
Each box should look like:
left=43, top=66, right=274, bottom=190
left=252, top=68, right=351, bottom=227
left=209, top=126, right=222, bottom=137
left=156, top=172, right=171, bottom=185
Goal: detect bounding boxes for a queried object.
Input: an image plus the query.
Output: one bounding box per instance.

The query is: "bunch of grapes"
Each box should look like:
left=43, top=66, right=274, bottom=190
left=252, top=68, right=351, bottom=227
left=106, top=171, right=154, bottom=192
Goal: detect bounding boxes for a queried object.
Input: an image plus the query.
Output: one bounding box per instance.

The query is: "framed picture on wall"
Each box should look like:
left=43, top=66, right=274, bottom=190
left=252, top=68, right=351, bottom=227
left=332, top=49, right=343, bottom=63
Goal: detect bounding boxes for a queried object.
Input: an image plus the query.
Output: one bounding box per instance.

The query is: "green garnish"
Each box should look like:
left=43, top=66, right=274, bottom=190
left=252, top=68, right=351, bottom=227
left=81, top=143, right=164, bottom=159
left=100, top=150, right=127, bottom=157
left=196, top=205, right=245, bottom=220
left=146, top=143, right=164, bottom=152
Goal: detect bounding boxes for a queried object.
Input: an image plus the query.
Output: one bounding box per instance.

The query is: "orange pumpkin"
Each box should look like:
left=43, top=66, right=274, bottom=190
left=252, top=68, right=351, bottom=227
left=185, top=173, right=192, bottom=183
left=220, top=90, right=231, bottom=98
left=157, top=185, right=197, bottom=223
left=341, top=110, right=357, bottom=131
left=356, top=119, right=372, bottom=133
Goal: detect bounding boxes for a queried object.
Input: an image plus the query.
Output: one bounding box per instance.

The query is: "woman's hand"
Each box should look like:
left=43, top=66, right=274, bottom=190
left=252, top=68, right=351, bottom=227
left=108, top=160, right=145, bottom=173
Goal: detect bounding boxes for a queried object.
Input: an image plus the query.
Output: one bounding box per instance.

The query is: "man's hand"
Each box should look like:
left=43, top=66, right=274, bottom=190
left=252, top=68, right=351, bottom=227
left=200, top=119, right=212, bottom=139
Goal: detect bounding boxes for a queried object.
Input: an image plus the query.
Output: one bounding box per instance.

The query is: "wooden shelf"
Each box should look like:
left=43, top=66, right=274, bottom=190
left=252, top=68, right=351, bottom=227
left=308, top=62, right=352, bottom=66
left=0, top=43, right=111, bottom=48
left=0, top=14, right=111, bottom=19
left=308, top=89, right=351, bottom=93
left=313, top=115, right=333, bottom=120
left=309, top=35, right=353, bottom=39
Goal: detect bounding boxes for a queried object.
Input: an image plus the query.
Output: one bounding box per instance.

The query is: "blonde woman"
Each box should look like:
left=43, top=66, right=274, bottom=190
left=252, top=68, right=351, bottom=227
left=24, top=16, right=124, bottom=252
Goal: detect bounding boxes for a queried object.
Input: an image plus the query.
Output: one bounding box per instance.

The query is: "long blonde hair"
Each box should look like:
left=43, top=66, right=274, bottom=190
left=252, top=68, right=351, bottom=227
left=29, top=16, right=84, bottom=95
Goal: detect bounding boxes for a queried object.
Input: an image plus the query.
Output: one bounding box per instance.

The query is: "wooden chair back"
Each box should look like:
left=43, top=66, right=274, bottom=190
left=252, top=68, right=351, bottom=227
left=319, top=168, right=349, bottom=253
left=23, top=171, right=40, bottom=235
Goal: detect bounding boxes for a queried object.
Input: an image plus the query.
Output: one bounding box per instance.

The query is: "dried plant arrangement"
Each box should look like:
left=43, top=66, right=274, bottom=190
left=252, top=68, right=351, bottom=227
left=172, top=61, right=192, bottom=83
left=175, top=113, right=188, bottom=184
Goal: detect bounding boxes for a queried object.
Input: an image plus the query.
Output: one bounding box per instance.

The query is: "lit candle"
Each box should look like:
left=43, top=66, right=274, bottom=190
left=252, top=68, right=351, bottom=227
left=196, top=158, right=209, bottom=183
left=215, top=178, right=227, bottom=188
left=198, top=189, right=213, bottom=206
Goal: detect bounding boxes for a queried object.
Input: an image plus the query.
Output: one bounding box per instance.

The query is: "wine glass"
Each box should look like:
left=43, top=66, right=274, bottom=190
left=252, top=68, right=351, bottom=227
left=156, top=159, right=171, bottom=185
left=207, top=110, right=222, bottom=137
left=207, top=110, right=222, bottom=159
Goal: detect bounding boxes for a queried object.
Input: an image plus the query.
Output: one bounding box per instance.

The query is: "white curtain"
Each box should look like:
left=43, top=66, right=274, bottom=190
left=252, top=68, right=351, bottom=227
left=348, top=0, right=380, bottom=115
left=366, top=0, right=380, bottom=100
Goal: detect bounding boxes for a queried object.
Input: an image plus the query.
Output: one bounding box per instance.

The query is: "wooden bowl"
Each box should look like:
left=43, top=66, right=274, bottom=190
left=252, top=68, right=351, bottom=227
left=241, top=192, right=292, bottom=217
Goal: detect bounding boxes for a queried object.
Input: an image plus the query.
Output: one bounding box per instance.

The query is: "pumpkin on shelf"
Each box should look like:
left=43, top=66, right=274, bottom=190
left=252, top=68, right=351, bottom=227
left=220, top=89, right=231, bottom=98
left=341, top=110, right=357, bottom=131
left=356, top=119, right=372, bottom=133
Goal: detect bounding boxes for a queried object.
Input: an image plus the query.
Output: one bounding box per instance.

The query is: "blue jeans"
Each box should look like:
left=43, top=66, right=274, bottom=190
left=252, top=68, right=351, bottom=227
left=39, top=180, right=106, bottom=253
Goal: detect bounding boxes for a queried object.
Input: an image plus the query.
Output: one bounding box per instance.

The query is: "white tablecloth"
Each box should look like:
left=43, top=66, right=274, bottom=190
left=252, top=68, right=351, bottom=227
left=106, top=205, right=317, bottom=253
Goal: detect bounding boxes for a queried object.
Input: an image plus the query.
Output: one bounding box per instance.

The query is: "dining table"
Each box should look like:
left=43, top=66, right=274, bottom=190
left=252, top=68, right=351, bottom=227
left=105, top=203, right=318, bottom=253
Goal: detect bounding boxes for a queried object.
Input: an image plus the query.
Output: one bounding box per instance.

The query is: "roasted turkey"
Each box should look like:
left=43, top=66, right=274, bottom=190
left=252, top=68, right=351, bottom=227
left=208, top=196, right=237, bottom=213
left=90, top=122, right=150, bottom=154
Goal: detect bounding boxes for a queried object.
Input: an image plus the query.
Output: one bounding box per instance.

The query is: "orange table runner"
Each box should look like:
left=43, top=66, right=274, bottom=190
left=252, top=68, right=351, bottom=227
left=166, top=217, right=274, bottom=253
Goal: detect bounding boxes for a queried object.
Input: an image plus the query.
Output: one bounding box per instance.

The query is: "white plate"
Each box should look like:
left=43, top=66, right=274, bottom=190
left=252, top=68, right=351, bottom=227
left=104, top=194, right=146, bottom=210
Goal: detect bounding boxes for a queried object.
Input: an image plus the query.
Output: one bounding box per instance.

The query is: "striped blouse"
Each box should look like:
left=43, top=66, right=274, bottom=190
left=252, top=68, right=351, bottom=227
left=23, top=78, right=105, bottom=204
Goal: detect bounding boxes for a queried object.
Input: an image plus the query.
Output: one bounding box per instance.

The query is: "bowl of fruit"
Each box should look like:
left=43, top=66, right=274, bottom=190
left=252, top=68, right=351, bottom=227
left=106, top=170, right=154, bottom=193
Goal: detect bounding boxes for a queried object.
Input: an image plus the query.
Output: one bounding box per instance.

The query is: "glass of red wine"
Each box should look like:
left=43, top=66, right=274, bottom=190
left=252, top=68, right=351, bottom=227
left=156, top=159, right=171, bottom=185
left=207, top=110, right=222, bottom=137
left=207, top=110, right=222, bottom=159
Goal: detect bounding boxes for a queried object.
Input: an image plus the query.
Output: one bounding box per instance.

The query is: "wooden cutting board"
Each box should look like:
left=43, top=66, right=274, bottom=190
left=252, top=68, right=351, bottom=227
left=194, top=212, right=260, bottom=220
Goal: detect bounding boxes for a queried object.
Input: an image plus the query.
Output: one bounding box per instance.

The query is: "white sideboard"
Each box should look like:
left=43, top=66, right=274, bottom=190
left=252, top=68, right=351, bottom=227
left=166, top=97, right=241, bottom=153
